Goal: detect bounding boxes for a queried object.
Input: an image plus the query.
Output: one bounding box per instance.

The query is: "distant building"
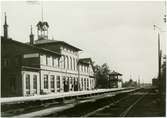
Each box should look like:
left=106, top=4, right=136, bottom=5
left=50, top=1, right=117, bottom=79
left=109, top=71, right=122, bottom=88
left=122, top=79, right=137, bottom=88
left=152, top=78, right=158, bottom=88
left=1, top=14, right=95, bottom=97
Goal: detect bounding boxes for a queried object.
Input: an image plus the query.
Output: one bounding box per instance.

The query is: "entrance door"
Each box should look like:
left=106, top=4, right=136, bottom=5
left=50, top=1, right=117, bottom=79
left=33, top=75, right=38, bottom=94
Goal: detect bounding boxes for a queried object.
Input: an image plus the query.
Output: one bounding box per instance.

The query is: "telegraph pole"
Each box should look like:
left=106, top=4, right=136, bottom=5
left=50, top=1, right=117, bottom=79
left=158, top=33, right=162, bottom=95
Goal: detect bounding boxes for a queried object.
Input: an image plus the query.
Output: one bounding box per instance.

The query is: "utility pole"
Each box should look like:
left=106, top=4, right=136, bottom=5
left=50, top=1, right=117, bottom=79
left=138, top=75, right=140, bottom=88
left=154, top=25, right=164, bottom=95
left=158, top=33, right=162, bottom=95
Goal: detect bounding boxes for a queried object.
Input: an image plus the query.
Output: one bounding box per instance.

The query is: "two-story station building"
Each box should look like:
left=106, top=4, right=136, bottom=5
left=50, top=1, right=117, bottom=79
left=1, top=14, right=95, bottom=97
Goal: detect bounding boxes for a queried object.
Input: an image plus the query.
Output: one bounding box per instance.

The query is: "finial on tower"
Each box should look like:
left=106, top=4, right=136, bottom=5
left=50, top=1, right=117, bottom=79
left=3, top=12, right=8, bottom=39
left=30, top=25, right=33, bottom=34
left=30, top=25, right=34, bottom=45
left=4, top=12, right=7, bottom=25
left=41, top=0, right=43, bottom=22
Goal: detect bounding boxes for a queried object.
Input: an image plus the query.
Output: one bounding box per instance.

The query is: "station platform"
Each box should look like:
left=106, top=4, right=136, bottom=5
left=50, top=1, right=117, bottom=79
left=1, top=87, right=134, bottom=104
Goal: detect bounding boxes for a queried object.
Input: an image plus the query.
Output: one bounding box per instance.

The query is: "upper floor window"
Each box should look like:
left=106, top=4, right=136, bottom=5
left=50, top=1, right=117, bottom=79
left=82, top=65, right=84, bottom=72
left=46, top=56, right=49, bottom=65
left=66, top=56, right=69, bottom=69
left=80, top=65, right=82, bottom=72
left=73, top=58, right=75, bottom=70
left=53, top=57, right=59, bottom=68
left=57, top=58, right=60, bottom=68
left=70, top=57, right=72, bottom=70
left=84, top=66, right=86, bottom=72
left=63, top=56, right=65, bottom=69
left=85, top=66, right=87, bottom=73
left=52, top=56, right=54, bottom=67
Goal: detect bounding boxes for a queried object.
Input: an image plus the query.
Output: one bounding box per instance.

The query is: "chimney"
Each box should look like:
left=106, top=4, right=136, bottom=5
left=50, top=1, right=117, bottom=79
left=29, top=25, right=34, bottom=45
left=3, top=12, right=8, bottom=39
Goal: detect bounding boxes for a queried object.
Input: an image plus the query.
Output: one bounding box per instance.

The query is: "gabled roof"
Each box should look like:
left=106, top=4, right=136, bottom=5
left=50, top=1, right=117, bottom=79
left=31, top=39, right=82, bottom=51
left=78, top=58, right=95, bottom=72
left=78, top=58, right=94, bottom=65
left=78, top=58, right=92, bottom=65
left=2, top=37, right=61, bottom=56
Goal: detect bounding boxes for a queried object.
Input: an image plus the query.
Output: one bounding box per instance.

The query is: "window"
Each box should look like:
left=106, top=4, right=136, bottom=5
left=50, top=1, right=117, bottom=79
left=46, top=56, right=49, bottom=65
left=81, top=65, right=83, bottom=72
left=84, top=78, right=86, bottom=90
left=33, top=75, right=37, bottom=89
left=50, top=75, right=55, bottom=89
left=85, top=66, right=87, bottom=73
left=73, top=58, right=75, bottom=70
left=52, top=57, right=54, bottom=67
left=57, top=76, right=60, bottom=91
left=70, top=57, right=72, bottom=70
left=87, top=78, right=89, bottom=88
left=26, top=74, right=30, bottom=89
left=40, top=55, right=46, bottom=65
left=44, top=75, right=48, bottom=89
left=58, top=58, right=60, bottom=68
left=63, top=56, right=65, bottom=69
left=76, top=59, right=77, bottom=70
left=70, top=78, right=73, bottom=84
left=66, top=56, right=69, bottom=69
left=83, top=78, right=85, bottom=90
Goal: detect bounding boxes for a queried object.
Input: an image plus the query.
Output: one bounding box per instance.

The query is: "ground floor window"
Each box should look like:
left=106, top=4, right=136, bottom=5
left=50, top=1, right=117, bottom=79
left=87, top=78, right=89, bottom=90
left=33, top=75, right=37, bottom=89
left=26, top=74, right=30, bottom=89
left=63, top=76, right=69, bottom=92
left=57, top=76, right=60, bottom=92
left=44, top=74, right=48, bottom=89
left=84, top=78, right=86, bottom=90
left=50, top=75, right=55, bottom=92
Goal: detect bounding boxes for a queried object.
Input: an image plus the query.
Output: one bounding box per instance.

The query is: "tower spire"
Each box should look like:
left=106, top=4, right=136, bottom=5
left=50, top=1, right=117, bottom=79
left=30, top=25, right=34, bottom=45
left=30, top=25, right=33, bottom=34
left=36, top=0, right=49, bottom=40
left=41, top=0, right=43, bottom=22
left=5, top=12, right=7, bottom=25
left=3, top=12, right=8, bottom=39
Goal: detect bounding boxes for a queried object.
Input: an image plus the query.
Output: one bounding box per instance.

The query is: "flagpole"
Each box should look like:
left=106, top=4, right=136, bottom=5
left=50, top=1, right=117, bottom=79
left=41, top=0, right=43, bottom=22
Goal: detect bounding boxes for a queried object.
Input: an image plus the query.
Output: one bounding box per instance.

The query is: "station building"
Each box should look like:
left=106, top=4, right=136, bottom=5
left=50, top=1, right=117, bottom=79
left=1, top=14, right=95, bottom=97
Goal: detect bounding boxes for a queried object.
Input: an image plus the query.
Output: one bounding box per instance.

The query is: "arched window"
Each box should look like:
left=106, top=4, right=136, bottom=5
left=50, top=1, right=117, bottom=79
left=70, top=57, right=72, bottom=70
left=81, top=65, right=82, bottom=72
left=76, top=59, right=78, bottom=70
left=73, top=58, right=75, bottom=70
left=63, top=55, right=65, bottom=69
left=66, top=56, right=69, bottom=69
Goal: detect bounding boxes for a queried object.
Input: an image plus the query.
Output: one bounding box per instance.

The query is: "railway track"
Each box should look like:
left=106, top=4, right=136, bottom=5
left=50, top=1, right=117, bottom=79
left=1, top=88, right=140, bottom=117
left=87, top=88, right=150, bottom=117
left=46, top=88, right=150, bottom=117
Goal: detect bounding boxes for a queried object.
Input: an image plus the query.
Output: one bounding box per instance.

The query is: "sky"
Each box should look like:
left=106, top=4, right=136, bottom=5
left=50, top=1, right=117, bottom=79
left=1, top=1, right=166, bottom=83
